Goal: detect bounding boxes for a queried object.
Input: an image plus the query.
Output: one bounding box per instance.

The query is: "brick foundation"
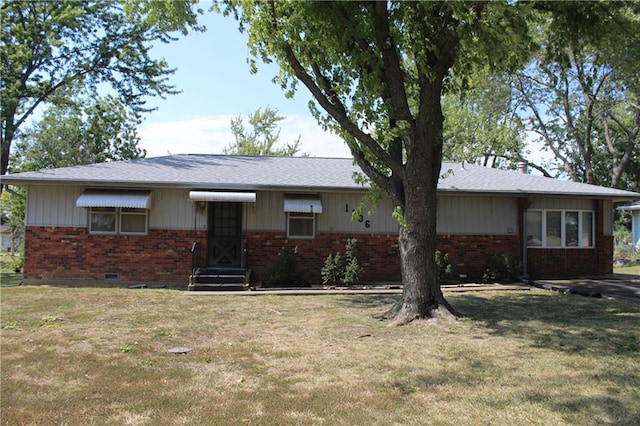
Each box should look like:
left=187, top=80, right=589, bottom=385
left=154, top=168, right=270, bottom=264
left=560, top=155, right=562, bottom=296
left=437, top=234, right=522, bottom=279
left=526, top=238, right=613, bottom=278
left=24, top=227, right=202, bottom=285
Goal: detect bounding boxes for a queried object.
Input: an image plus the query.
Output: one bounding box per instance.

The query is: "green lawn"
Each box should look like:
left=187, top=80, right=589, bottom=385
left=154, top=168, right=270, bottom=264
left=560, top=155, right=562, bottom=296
left=1, top=286, right=639, bottom=425
left=614, top=264, right=640, bottom=275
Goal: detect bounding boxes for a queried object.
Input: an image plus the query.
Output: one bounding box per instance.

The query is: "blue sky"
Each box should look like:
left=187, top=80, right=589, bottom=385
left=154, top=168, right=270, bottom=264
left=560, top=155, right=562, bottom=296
left=139, top=8, right=553, bottom=171
left=138, top=10, right=350, bottom=158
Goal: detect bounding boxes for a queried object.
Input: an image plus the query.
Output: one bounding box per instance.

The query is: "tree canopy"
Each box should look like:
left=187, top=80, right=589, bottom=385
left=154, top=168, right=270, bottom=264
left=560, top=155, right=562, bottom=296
left=513, top=2, right=639, bottom=188
left=223, top=106, right=302, bottom=156
left=0, top=0, right=181, bottom=177
left=12, top=91, right=145, bottom=172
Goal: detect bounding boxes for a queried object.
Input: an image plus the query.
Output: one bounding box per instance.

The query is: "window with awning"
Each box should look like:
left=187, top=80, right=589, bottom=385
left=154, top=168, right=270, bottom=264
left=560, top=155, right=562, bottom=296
left=76, top=190, right=151, bottom=235
left=188, top=191, right=256, bottom=203
left=284, top=196, right=322, bottom=238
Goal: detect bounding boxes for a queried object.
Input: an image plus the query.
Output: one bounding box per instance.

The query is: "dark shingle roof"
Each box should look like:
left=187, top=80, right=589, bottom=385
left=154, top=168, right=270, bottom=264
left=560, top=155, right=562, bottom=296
left=2, top=154, right=639, bottom=199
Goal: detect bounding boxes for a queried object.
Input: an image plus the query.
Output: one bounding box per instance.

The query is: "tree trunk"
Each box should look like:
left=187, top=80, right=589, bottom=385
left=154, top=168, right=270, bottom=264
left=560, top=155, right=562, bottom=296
left=384, top=85, right=459, bottom=326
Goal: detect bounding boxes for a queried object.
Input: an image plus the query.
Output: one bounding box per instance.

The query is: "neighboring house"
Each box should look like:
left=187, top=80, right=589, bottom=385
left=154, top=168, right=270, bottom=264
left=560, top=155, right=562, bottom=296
left=618, top=202, right=640, bottom=250
left=0, top=224, right=11, bottom=252
left=2, top=154, right=639, bottom=287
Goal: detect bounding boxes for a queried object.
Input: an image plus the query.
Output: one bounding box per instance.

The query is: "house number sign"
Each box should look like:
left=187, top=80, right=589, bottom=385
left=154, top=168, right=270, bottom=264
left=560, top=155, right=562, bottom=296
left=345, top=204, right=371, bottom=228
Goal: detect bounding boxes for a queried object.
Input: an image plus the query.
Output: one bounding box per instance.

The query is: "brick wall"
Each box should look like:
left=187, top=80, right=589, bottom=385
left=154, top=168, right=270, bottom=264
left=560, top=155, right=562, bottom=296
left=24, top=227, right=202, bottom=285
left=244, top=231, right=523, bottom=283
left=243, top=232, right=401, bottom=283
left=437, top=234, right=522, bottom=279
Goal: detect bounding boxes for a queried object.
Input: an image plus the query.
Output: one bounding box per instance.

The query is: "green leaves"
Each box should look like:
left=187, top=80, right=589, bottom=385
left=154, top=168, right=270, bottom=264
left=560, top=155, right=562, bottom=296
left=223, top=106, right=302, bottom=156
left=0, top=0, right=181, bottom=175
left=14, top=92, right=145, bottom=172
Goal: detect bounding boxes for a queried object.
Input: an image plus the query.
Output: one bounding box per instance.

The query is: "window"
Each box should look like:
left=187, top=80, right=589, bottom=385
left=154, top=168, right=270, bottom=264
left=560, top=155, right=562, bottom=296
left=526, top=210, right=543, bottom=246
left=287, top=212, right=315, bottom=239
left=283, top=195, right=322, bottom=239
left=526, top=210, right=594, bottom=248
left=90, top=207, right=148, bottom=235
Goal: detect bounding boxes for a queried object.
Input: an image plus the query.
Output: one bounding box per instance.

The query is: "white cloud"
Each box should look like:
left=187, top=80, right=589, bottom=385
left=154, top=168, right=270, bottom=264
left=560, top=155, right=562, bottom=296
left=138, top=114, right=351, bottom=158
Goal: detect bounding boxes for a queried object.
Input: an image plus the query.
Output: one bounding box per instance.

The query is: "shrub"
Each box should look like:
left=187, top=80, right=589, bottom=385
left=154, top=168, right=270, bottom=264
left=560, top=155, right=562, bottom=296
left=341, top=238, right=363, bottom=286
left=482, top=255, right=522, bottom=283
left=321, top=238, right=363, bottom=286
left=321, top=252, right=342, bottom=286
left=435, top=250, right=453, bottom=282
left=264, top=246, right=308, bottom=288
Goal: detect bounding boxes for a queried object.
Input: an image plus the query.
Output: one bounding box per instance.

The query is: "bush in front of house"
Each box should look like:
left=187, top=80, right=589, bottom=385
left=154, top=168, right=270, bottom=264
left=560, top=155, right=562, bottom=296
left=482, top=255, right=522, bottom=283
left=435, top=250, right=453, bottom=283
left=263, top=246, right=309, bottom=288
left=321, top=238, right=363, bottom=286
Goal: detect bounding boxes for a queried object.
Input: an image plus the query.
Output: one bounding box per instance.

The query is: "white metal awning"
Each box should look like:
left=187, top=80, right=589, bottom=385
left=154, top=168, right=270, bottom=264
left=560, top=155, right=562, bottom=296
left=76, top=190, right=152, bottom=209
left=188, top=191, right=256, bottom=203
left=284, top=199, right=323, bottom=214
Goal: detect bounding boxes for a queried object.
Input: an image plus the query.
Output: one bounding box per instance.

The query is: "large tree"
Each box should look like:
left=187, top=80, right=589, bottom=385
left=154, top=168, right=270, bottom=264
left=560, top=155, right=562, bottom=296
left=0, top=0, right=182, bottom=177
left=221, top=1, right=537, bottom=325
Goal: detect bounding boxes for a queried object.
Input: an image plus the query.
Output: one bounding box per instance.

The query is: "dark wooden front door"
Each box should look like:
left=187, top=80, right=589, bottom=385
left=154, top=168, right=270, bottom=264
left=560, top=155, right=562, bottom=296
left=208, top=202, right=242, bottom=268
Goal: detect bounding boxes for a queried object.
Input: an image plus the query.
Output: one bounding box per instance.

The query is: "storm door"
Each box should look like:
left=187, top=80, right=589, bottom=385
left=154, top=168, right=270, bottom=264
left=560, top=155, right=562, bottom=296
left=208, top=202, right=242, bottom=268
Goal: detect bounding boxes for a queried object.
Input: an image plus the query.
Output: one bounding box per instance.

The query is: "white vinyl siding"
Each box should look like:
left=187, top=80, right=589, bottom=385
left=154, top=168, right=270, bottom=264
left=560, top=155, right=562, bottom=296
left=244, top=192, right=400, bottom=234
left=530, top=197, right=594, bottom=211
left=26, top=186, right=86, bottom=227
left=437, top=196, right=518, bottom=235
left=150, top=189, right=201, bottom=230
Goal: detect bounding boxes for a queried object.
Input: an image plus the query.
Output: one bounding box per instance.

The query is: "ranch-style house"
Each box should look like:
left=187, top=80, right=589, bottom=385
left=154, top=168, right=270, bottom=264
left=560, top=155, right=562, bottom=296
left=2, top=154, right=639, bottom=288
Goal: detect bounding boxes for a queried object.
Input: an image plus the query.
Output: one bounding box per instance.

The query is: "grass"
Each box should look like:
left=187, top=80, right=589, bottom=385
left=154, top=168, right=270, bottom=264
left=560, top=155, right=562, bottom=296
left=614, top=264, right=640, bottom=275
left=1, top=286, right=639, bottom=425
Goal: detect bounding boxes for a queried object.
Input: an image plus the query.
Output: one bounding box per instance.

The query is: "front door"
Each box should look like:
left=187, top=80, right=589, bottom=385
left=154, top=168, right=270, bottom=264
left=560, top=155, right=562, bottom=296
left=208, top=202, right=242, bottom=268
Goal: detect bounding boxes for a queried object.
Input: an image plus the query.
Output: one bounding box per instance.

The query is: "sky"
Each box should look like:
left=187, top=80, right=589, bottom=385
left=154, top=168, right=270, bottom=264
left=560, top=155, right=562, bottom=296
left=137, top=10, right=350, bottom=159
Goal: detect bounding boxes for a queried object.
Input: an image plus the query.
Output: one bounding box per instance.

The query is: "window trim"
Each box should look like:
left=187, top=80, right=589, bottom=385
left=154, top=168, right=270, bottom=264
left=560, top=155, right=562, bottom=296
left=526, top=209, right=594, bottom=248
left=287, top=211, right=316, bottom=239
left=89, top=207, right=148, bottom=235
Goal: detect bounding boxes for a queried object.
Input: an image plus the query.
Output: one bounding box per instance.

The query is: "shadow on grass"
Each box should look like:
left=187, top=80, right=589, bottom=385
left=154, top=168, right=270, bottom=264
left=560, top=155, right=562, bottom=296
left=453, top=292, right=640, bottom=357
left=349, top=291, right=640, bottom=424
left=342, top=291, right=640, bottom=357
left=339, top=294, right=400, bottom=309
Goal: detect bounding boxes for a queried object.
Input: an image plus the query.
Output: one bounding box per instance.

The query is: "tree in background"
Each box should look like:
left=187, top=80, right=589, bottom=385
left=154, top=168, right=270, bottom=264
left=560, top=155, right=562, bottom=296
left=513, top=2, right=639, bottom=188
left=0, top=188, right=25, bottom=256
left=12, top=92, right=146, bottom=172
left=442, top=72, right=529, bottom=171
left=223, top=106, right=302, bottom=156
left=0, top=0, right=183, bottom=177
